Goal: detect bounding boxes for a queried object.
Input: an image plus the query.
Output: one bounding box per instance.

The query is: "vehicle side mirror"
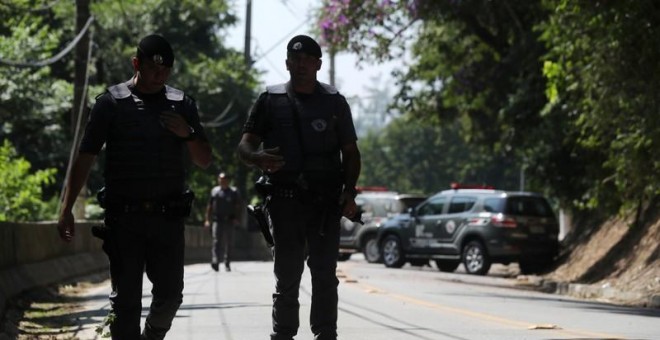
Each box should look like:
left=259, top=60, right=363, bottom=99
left=407, top=207, right=416, bottom=216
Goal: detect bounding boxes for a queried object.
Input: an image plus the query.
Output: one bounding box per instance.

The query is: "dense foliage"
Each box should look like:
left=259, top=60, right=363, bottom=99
left=0, top=140, right=56, bottom=221
left=3, top=0, right=658, bottom=221
left=317, top=0, right=660, bottom=216
left=0, top=0, right=258, bottom=222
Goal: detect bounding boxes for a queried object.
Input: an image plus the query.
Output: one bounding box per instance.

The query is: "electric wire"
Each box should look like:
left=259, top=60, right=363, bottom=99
left=0, top=16, right=94, bottom=67
left=57, top=26, right=94, bottom=216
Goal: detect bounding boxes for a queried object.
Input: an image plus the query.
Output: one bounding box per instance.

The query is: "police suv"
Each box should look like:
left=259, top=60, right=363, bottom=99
left=376, top=184, right=559, bottom=275
left=339, top=188, right=426, bottom=263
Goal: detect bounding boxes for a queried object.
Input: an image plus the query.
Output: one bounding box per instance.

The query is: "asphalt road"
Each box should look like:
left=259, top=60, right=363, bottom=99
left=72, top=255, right=659, bottom=340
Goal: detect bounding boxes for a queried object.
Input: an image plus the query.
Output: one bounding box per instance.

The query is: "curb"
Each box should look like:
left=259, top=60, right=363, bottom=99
left=540, top=279, right=660, bottom=309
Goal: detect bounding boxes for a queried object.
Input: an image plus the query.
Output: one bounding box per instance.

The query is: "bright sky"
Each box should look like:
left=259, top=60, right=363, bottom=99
left=223, top=0, right=398, bottom=104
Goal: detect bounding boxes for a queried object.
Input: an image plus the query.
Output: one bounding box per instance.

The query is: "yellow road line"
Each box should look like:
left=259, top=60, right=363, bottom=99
left=342, top=278, right=628, bottom=340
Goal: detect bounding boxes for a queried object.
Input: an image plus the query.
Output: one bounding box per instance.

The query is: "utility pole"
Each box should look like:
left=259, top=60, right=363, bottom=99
left=237, top=0, right=252, bottom=214
left=329, top=49, right=336, bottom=86
left=244, top=0, right=252, bottom=66
left=72, top=0, right=91, bottom=219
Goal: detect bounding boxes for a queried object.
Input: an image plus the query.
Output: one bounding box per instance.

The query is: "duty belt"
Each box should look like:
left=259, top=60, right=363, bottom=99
left=266, top=186, right=299, bottom=199
left=105, top=200, right=182, bottom=214
left=100, top=190, right=195, bottom=217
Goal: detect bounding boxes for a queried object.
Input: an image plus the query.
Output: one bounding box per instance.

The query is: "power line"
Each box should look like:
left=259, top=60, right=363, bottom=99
left=58, top=26, right=94, bottom=215
left=251, top=19, right=307, bottom=62
left=0, top=16, right=94, bottom=67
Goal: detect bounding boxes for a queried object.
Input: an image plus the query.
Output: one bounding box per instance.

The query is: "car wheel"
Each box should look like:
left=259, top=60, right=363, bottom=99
left=363, top=236, right=382, bottom=263
left=462, top=240, right=491, bottom=275
left=381, top=235, right=406, bottom=268
left=434, top=260, right=460, bottom=273
left=337, top=253, right=352, bottom=262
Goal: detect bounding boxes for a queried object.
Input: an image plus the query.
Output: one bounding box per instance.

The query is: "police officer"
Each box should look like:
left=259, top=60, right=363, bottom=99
left=204, top=171, right=241, bottom=272
left=237, top=35, right=361, bottom=340
left=57, top=34, right=212, bottom=340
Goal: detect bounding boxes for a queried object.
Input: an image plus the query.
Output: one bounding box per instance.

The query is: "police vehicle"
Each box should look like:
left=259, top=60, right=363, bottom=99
left=376, top=184, right=559, bottom=275
left=339, top=187, right=426, bottom=263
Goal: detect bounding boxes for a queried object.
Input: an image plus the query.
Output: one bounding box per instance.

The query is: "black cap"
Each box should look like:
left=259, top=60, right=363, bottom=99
left=137, top=34, right=174, bottom=67
left=286, top=35, right=322, bottom=59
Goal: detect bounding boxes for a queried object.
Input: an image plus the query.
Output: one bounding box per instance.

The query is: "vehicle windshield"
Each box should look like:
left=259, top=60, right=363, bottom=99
left=356, top=195, right=425, bottom=218
left=399, top=197, right=426, bottom=211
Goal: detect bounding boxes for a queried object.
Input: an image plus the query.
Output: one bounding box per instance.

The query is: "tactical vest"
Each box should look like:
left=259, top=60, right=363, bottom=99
left=103, top=81, right=187, bottom=182
left=263, top=82, right=342, bottom=183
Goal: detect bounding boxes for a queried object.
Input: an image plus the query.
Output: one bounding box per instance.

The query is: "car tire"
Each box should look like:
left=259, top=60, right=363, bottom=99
left=462, top=240, right=491, bottom=275
left=435, top=260, right=460, bottom=273
left=381, top=235, right=406, bottom=268
left=337, top=253, right=352, bottom=262
left=363, top=236, right=382, bottom=263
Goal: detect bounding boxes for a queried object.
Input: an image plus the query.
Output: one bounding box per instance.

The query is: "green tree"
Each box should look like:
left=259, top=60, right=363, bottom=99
left=317, top=0, right=552, bottom=196
left=0, top=139, right=57, bottom=222
left=358, top=117, right=521, bottom=195
left=0, top=3, right=74, bottom=190
left=1, top=1, right=259, bottom=222
left=540, top=0, right=660, bottom=213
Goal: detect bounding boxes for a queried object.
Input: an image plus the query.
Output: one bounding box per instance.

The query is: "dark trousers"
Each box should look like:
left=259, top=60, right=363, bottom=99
left=211, top=220, right=234, bottom=266
left=267, top=196, right=341, bottom=340
left=104, top=213, right=185, bottom=340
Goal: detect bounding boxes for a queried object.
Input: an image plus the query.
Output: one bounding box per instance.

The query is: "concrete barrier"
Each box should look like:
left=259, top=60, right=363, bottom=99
left=0, top=221, right=271, bottom=320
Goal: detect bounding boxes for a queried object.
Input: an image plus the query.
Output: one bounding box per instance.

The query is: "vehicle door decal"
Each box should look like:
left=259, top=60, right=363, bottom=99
left=445, top=220, right=456, bottom=234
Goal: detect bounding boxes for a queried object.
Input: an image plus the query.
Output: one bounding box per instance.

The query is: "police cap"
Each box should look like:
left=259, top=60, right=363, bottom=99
left=286, top=35, right=322, bottom=59
left=137, top=34, right=174, bottom=67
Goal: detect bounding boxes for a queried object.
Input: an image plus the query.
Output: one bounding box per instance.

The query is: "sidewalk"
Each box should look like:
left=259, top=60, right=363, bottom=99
left=75, top=261, right=314, bottom=340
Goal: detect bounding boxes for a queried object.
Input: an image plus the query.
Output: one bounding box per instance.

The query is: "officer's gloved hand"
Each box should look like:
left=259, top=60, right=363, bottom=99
left=160, top=111, right=192, bottom=138
left=253, top=147, right=285, bottom=173
left=340, top=192, right=358, bottom=218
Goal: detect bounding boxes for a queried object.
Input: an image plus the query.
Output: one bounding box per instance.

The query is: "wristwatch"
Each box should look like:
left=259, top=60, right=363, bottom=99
left=344, top=186, right=358, bottom=199
left=182, top=125, right=196, bottom=141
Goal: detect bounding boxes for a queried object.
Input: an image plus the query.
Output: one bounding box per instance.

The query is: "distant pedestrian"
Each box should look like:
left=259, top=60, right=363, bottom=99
left=204, top=172, right=241, bottom=272
left=57, top=34, right=212, bottom=339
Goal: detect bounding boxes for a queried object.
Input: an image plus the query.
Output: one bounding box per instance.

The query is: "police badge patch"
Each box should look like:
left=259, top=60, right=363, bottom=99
left=445, top=220, right=456, bottom=234
left=311, top=119, right=327, bottom=132
left=153, top=54, right=164, bottom=65
left=293, top=42, right=303, bottom=51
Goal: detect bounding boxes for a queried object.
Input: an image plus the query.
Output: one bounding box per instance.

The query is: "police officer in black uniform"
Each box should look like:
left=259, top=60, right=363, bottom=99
left=57, top=34, right=212, bottom=340
left=237, top=35, right=361, bottom=340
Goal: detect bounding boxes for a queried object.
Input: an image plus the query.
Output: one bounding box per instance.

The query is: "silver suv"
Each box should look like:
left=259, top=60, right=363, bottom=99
left=377, top=186, right=559, bottom=275
left=339, top=189, right=426, bottom=263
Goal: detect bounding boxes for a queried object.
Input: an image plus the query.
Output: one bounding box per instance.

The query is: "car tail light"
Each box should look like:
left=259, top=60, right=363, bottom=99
left=468, top=217, right=489, bottom=225
left=491, top=213, right=517, bottom=228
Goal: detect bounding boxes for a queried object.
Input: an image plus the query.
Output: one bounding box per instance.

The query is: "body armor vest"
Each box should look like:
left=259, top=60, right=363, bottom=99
left=104, top=82, right=186, bottom=183
left=263, top=82, right=342, bottom=183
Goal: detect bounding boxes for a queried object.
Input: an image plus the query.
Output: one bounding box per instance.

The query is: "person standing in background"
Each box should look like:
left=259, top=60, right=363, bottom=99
left=204, top=171, right=241, bottom=272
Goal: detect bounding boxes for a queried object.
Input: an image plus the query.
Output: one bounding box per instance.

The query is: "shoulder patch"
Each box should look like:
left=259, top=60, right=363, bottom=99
left=107, top=83, right=131, bottom=99
left=318, top=82, right=338, bottom=95
left=165, top=85, right=184, bottom=101
left=266, top=83, right=287, bottom=94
